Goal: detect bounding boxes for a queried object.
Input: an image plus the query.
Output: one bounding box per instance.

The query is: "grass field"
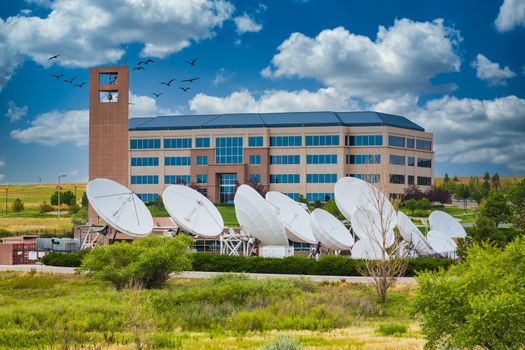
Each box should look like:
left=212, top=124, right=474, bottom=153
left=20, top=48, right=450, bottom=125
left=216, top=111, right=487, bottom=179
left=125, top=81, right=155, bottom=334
left=434, top=176, right=523, bottom=187
left=0, top=271, right=423, bottom=349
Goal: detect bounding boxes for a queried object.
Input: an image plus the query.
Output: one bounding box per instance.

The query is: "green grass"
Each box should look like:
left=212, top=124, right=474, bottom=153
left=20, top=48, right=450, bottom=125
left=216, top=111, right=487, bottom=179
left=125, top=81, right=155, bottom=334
left=0, top=184, right=85, bottom=213
left=216, top=204, right=238, bottom=227
left=0, top=272, right=422, bottom=349
left=376, top=323, right=408, bottom=336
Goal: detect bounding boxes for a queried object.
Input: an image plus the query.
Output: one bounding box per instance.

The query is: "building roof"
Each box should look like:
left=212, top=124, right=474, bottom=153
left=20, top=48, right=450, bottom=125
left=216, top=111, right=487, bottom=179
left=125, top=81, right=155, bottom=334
left=128, top=111, right=425, bottom=132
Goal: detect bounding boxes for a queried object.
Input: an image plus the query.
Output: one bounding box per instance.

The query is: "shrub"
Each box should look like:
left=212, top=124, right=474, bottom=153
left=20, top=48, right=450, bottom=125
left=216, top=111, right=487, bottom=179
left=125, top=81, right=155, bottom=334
left=376, top=323, right=408, bottom=336
left=50, top=190, right=76, bottom=206
left=42, top=250, right=90, bottom=267
left=412, top=209, right=430, bottom=217
left=412, top=238, right=525, bottom=349
left=80, top=235, right=192, bottom=289
left=260, top=336, right=302, bottom=350
left=39, top=202, right=53, bottom=214
left=11, top=198, right=24, bottom=214
left=417, top=198, right=431, bottom=210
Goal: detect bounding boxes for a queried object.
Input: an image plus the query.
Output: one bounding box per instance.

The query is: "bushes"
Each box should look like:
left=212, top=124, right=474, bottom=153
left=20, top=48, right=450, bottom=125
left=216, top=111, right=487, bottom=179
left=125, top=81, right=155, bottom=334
left=376, top=323, right=408, bottom=336
left=42, top=250, right=89, bottom=267
left=192, top=253, right=454, bottom=277
left=260, top=336, right=302, bottom=350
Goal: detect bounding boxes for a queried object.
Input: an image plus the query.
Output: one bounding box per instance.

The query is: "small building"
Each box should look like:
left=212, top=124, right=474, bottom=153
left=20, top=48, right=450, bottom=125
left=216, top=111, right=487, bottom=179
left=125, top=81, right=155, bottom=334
left=0, top=235, right=42, bottom=265
left=36, top=238, right=81, bottom=253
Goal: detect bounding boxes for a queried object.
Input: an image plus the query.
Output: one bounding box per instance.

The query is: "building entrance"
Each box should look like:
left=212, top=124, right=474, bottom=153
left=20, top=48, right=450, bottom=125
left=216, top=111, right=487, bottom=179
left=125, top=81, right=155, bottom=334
left=219, top=173, right=237, bottom=204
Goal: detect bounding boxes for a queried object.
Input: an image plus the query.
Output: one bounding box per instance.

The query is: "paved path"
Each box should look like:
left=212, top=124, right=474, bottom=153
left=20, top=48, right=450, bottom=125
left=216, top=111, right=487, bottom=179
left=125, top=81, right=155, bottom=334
left=0, top=264, right=416, bottom=284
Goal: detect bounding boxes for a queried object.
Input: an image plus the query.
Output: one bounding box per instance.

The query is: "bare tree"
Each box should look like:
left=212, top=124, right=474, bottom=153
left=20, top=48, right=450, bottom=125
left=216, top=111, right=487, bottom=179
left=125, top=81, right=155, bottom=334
left=121, top=286, right=156, bottom=350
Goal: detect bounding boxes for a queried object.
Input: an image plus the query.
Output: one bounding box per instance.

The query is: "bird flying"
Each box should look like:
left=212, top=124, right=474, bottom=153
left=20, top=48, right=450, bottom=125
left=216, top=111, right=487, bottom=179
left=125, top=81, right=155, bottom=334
left=64, top=77, right=76, bottom=84
left=161, top=78, right=176, bottom=86
left=48, top=54, right=60, bottom=60
left=152, top=92, right=163, bottom=98
left=138, top=59, right=154, bottom=65
left=179, top=87, right=190, bottom=92
left=133, top=66, right=145, bottom=71
left=74, top=82, right=86, bottom=88
left=50, top=74, right=64, bottom=79
left=185, top=57, right=199, bottom=66
left=181, top=77, right=200, bottom=83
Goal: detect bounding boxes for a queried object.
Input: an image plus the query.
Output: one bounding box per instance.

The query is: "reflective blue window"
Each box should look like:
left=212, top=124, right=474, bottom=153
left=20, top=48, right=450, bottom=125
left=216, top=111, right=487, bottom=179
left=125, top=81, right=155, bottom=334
left=131, top=157, right=159, bottom=166
left=249, top=174, right=261, bottom=183
left=388, top=135, right=405, bottom=148
left=197, top=174, right=208, bottom=184
left=305, top=135, right=339, bottom=146
left=270, top=174, right=300, bottom=183
left=408, top=175, right=415, bottom=185
left=306, top=174, right=337, bottom=183
left=389, top=155, right=405, bottom=166
left=215, top=137, right=243, bottom=164
left=306, top=193, right=334, bottom=202
left=165, top=156, right=191, bottom=166
left=270, top=155, right=300, bottom=164
left=164, top=138, right=192, bottom=149
left=164, top=175, right=190, bottom=185
left=270, top=136, right=302, bottom=147
left=306, top=154, right=337, bottom=164
left=130, top=139, right=161, bottom=149
left=131, top=175, right=159, bottom=185
left=345, top=135, right=383, bottom=146
left=249, top=155, right=261, bottom=165
left=389, top=174, right=405, bottom=184
left=407, top=138, right=415, bottom=149
left=219, top=173, right=237, bottom=204
left=249, top=136, right=263, bottom=147
left=346, top=154, right=381, bottom=164
left=417, top=176, right=432, bottom=186
left=136, top=193, right=158, bottom=203
left=347, top=173, right=380, bottom=183
left=196, top=137, right=210, bottom=148
left=417, top=158, right=432, bottom=168
left=408, top=157, right=415, bottom=166
left=416, top=139, right=432, bottom=150
left=283, top=192, right=300, bottom=200
left=197, top=155, right=208, bottom=165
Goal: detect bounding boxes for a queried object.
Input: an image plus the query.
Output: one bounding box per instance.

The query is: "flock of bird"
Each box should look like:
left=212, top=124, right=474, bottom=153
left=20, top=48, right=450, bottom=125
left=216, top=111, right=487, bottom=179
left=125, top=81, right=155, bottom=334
left=47, top=54, right=201, bottom=99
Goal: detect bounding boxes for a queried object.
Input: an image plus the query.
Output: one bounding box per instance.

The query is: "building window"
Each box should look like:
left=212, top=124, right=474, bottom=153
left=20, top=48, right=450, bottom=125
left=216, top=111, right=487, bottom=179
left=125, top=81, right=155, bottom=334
left=249, top=174, right=261, bottom=183
left=270, top=136, right=302, bottom=147
left=306, top=154, right=337, bottom=164
left=417, top=176, right=432, bottom=186
left=197, top=174, right=208, bottom=184
left=270, top=174, right=300, bottom=184
left=99, top=90, right=118, bottom=103
left=416, top=139, right=432, bottom=151
left=164, top=138, right=192, bottom=149
left=347, top=174, right=380, bottom=183
left=417, top=158, right=432, bottom=168
left=408, top=175, right=415, bottom=185
left=99, top=72, right=118, bottom=85
left=306, top=173, right=337, bottom=183
left=388, top=135, right=405, bottom=148
left=270, top=155, right=300, bottom=164
left=389, top=155, right=405, bottom=166
left=130, top=139, right=161, bottom=149
left=215, top=137, right=243, bottom=164
left=249, top=155, right=261, bottom=165
left=408, top=156, right=415, bottom=167
left=345, top=135, right=383, bottom=146
left=283, top=192, right=300, bottom=200
left=131, top=175, right=159, bottom=185
left=249, top=136, right=263, bottom=147
left=306, top=193, right=334, bottom=202
left=389, top=174, right=405, bottom=184
left=196, top=137, right=210, bottom=148
left=165, top=175, right=190, bottom=185
left=407, top=138, right=415, bottom=149
left=305, top=135, right=339, bottom=146
left=165, top=156, right=191, bottom=166
left=197, top=155, right=208, bottom=165
left=136, top=193, right=158, bottom=203
left=131, top=157, right=159, bottom=167
left=346, top=154, right=381, bottom=164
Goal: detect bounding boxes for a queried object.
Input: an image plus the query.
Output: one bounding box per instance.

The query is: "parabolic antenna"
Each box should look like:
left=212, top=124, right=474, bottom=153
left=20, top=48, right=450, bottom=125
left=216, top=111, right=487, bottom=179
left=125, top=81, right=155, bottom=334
left=397, top=211, right=433, bottom=255
left=351, top=238, right=385, bottom=260
left=234, top=185, right=289, bottom=246
left=351, top=208, right=395, bottom=247
left=310, top=208, right=354, bottom=250
left=86, top=178, right=153, bottom=237
left=334, top=177, right=397, bottom=232
left=265, top=191, right=317, bottom=244
left=429, top=210, right=467, bottom=238
left=162, top=185, right=224, bottom=238
left=427, top=229, right=457, bottom=256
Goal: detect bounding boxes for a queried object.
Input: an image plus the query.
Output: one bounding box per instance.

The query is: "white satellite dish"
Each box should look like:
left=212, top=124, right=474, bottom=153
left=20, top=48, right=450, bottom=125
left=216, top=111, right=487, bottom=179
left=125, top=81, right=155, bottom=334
left=162, top=185, right=224, bottom=238
left=397, top=211, right=433, bottom=255
left=427, top=229, right=457, bottom=256
left=429, top=210, right=467, bottom=238
left=234, top=185, right=289, bottom=246
left=310, top=208, right=354, bottom=250
left=86, top=178, right=153, bottom=237
left=265, top=191, right=317, bottom=244
left=351, top=238, right=385, bottom=260
left=351, top=208, right=395, bottom=248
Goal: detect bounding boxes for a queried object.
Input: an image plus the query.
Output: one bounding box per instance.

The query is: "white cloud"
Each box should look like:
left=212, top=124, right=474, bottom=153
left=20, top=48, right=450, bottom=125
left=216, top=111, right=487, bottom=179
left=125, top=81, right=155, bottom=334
left=262, top=18, right=461, bottom=101
left=129, top=91, right=180, bottom=117
left=0, top=0, right=235, bottom=89
left=6, top=101, right=28, bottom=122
left=212, top=68, right=235, bottom=85
left=0, top=160, right=5, bottom=168
left=495, top=0, right=525, bottom=32
left=234, top=13, right=262, bottom=34
left=471, top=53, right=516, bottom=86
left=0, top=174, right=4, bottom=183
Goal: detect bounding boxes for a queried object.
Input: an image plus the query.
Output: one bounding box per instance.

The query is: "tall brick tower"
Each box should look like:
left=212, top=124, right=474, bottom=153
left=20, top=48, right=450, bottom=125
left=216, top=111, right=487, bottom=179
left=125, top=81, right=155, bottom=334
left=88, top=66, right=129, bottom=224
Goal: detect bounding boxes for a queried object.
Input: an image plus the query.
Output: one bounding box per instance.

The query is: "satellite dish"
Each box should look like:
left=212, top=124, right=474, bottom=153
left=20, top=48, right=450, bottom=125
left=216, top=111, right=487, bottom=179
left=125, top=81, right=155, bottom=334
left=310, top=208, right=354, bottom=250
left=162, top=185, right=224, bottom=238
left=427, top=229, right=457, bottom=256
left=86, top=178, right=153, bottom=237
left=429, top=210, right=467, bottom=238
left=234, top=185, right=289, bottom=246
left=351, top=238, right=385, bottom=260
left=265, top=191, right=317, bottom=244
left=351, top=208, right=395, bottom=247
left=397, top=211, right=433, bottom=255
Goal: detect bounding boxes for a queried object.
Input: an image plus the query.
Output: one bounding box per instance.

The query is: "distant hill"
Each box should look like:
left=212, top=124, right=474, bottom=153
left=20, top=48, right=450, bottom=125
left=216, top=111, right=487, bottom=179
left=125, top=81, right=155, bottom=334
left=435, top=176, right=523, bottom=186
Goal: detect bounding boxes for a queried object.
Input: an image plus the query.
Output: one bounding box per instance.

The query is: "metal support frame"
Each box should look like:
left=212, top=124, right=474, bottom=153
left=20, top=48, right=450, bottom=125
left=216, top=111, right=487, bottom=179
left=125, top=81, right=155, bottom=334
left=219, top=228, right=254, bottom=256
left=80, top=225, right=109, bottom=250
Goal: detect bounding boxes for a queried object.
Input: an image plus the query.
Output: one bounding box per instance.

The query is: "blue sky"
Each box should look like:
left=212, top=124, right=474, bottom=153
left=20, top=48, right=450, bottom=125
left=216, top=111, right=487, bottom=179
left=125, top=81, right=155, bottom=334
left=0, top=0, right=524, bottom=184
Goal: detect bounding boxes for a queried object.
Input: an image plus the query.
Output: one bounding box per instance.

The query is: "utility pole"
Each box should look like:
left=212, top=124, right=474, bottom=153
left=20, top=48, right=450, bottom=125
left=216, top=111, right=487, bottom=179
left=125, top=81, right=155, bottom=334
left=57, top=174, right=66, bottom=219
left=4, top=188, right=7, bottom=215
left=74, top=185, right=77, bottom=205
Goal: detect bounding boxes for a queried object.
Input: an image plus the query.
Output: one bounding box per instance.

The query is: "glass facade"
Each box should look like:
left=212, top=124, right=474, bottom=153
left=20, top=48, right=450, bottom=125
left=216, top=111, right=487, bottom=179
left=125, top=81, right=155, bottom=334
left=270, top=174, right=300, bottom=183
left=136, top=193, right=158, bottom=203
left=307, top=154, right=337, bottom=164
left=270, top=136, right=302, bottom=147
left=305, top=135, right=339, bottom=146
left=270, top=155, right=300, bottom=164
left=283, top=192, right=300, bottom=200
left=306, top=173, right=337, bottom=183
left=130, top=139, right=160, bottom=149
left=165, top=156, right=191, bottom=166
left=346, top=154, right=381, bottom=164
left=215, top=137, right=243, bottom=164
left=390, top=155, right=405, bottom=166
left=346, top=135, right=383, bottom=146
left=407, top=138, right=415, bottom=148
left=408, top=156, right=415, bottom=167
left=197, top=174, right=208, bottom=184
left=389, top=174, right=405, bottom=184
left=348, top=173, right=380, bottom=183
left=248, top=136, right=263, bottom=147
left=164, top=138, right=192, bottom=149
left=249, top=174, right=261, bottom=183
left=219, top=173, right=237, bottom=203
left=306, top=192, right=334, bottom=202
left=196, top=137, right=210, bottom=148
left=249, top=155, right=261, bottom=165
left=131, top=175, right=159, bottom=184
left=388, top=135, right=405, bottom=148
left=131, top=157, right=158, bottom=166
left=164, top=175, right=190, bottom=185
left=408, top=175, right=415, bottom=185
left=417, top=176, right=432, bottom=186
left=196, top=155, right=208, bottom=165
left=416, top=139, right=432, bottom=151
left=417, top=158, right=432, bottom=168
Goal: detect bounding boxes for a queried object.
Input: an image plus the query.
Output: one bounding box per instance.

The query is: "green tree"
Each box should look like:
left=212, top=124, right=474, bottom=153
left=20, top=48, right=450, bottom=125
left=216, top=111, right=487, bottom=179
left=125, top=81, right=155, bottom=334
left=39, top=201, right=53, bottom=214
left=508, top=179, right=525, bottom=229
left=412, top=238, right=525, bottom=349
left=491, top=172, right=500, bottom=190
left=11, top=198, right=24, bottom=214
left=323, top=200, right=344, bottom=220
left=483, top=171, right=490, bottom=182
left=50, top=190, right=76, bottom=206
left=443, top=173, right=450, bottom=183
left=454, top=184, right=470, bottom=213
left=417, top=198, right=431, bottom=210
left=80, top=235, right=192, bottom=289
left=479, top=189, right=512, bottom=227
left=457, top=217, right=507, bottom=259
left=71, top=207, right=88, bottom=226
left=404, top=198, right=418, bottom=215
left=452, top=175, right=459, bottom=182
left=80, top=191, right=88, bottom=208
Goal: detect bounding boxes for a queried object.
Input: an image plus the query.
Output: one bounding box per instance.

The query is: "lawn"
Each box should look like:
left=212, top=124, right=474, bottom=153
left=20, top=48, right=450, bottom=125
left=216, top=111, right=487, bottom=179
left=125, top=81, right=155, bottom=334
left=0, top=271, right=423, bottom=349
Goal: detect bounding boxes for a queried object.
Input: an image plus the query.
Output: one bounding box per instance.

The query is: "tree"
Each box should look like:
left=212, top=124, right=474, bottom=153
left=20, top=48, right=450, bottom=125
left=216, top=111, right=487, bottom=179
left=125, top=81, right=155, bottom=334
left=297, top=194, right=307, bottom=205
left=417, top=198, right=431, bottom=210
left=452, top=175, right=459, bottom=182
left=508, top=179, right=525, bottom=229
left=457, top=217, right=507, bottom=259
left=483, top=171, right=490, bottom=182
left=454, top=184, right=470, bottom=213
left=426, top=188, right=452, bottom=205
left=323, top=200, right=344, bottom=220
left=402, top=185, right=425, bottom=201
left=71, top=207, right=88, bottom=226
left=11, top=198, right=24, bottom=214
left=50, top=190, right=76, bottom=206
left=39, top=201, right=53, bottom=214
left=443, top=173, right=450, bottom=183
left=404, top=198, right=418, bottom=215
left=412, top=238, right=525, bottom=349
left=80, top=191, right=88, bottom=208
left=491, top=172, right=500, bottom=190
left=479, top=189, right=512, bottom=227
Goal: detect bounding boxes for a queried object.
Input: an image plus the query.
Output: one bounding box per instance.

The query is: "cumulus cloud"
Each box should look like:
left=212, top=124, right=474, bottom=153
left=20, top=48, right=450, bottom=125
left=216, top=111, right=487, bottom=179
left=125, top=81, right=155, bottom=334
left=0, top=0, right=235, bottom=89
left=0, top=159, right=5, bottom=168
left=262, top=18, right=461, bottom=101
left=234, top=14, right=262, bottom=34
left=471, top=53, right=516, bottom=86
left=129, top=91, right=180, bottom=117
left=212, top=68, right=235, bottom=85
left=495, top=0, right=525, bottom=32
left=5, top=101, right=28, bottom=122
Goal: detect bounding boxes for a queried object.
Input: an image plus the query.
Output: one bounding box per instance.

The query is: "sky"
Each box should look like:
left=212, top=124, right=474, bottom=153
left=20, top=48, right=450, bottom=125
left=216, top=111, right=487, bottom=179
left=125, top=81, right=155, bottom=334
left=0, top=0, right=524, bottom=184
